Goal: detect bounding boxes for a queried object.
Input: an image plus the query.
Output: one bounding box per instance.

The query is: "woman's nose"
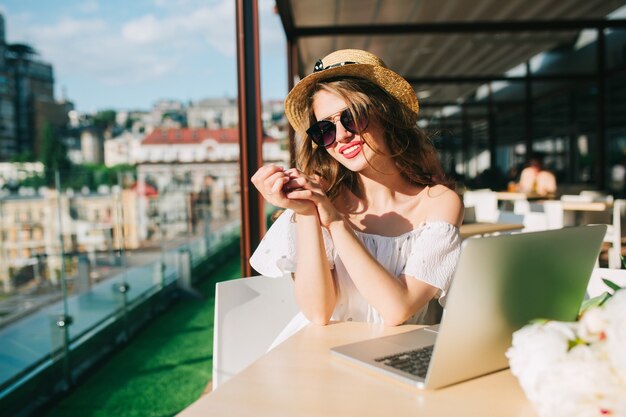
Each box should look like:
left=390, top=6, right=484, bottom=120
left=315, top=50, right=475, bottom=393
left=334, top=120, right=353, bottom=143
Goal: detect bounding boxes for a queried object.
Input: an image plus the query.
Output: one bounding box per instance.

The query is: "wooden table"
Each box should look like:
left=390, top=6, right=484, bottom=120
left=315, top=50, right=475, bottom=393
left=459, top=222, right=524, bottom=238
left=178, top=322, right=536, bottom=417
left=560, top=201, right=609, bottom=212
left=496, top=192, right=550, bottom=201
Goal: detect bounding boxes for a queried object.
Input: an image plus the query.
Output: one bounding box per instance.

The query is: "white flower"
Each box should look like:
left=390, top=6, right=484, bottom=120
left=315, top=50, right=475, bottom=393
left=506, top=321, right=575, bottom=403
left=578, top=307, right=608, bottom=343
left=603, top=291, right=626, bottom=384
left=508, top=293, right=626, bottom=417
left=534, top=344, right=624, bottom=417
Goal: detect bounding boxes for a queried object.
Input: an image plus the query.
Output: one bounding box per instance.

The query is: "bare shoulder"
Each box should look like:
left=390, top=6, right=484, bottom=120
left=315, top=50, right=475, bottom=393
left=420, top=185, right=463, bottom=227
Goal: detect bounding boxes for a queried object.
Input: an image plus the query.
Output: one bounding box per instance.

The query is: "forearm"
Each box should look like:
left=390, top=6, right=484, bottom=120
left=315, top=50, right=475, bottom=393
left=328, top=218, right=434, bottom=325
left=294, top=214, right=337, bottom=324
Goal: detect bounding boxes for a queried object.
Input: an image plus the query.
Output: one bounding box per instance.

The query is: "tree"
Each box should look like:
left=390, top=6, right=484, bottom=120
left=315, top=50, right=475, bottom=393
left=10, top=151, right=36, bottom=162
left=39, top=122, right=71, bottom=186
left=93, top=110, right=117, bottom=130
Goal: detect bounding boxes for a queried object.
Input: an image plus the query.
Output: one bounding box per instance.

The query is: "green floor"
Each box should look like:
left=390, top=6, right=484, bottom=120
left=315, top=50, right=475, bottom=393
left=44, top=256, right=242, bottom=417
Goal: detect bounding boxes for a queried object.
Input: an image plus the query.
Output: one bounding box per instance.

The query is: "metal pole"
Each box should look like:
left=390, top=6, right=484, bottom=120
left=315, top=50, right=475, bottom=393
left=54, top=171, right=73, bottom=389
left=287, top=39, right=298, bottom=168
left=461, top=104, right=470, bottom=178
left=236, top=0, right=265, bottom=277
left=596, top=28, right=606, bottom=190
left=115, top=172, right=130, bottom=337
left=487, top=83, right=497, bottom=172
left=525, top=61, right=534, bottom=163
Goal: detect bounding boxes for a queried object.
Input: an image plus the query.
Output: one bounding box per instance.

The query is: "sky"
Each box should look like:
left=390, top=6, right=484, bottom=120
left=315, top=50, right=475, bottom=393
left=0, top=0, right=287, bottom=113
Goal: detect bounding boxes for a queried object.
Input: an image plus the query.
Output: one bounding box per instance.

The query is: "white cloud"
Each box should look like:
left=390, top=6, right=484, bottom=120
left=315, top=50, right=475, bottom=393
left=8, top=1, right=240, bottom=87
left=122, top=2, right=236, bottom=56
left=259, top=0, right=285, bottom=52
left=121, top=14, right=162, bottom=44
left=34, top=17, right=106, bottom=39
left=2, top=0, right=286, bottom=106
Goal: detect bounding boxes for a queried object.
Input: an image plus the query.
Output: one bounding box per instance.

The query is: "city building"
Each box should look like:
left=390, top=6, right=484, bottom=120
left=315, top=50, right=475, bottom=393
left=104, top=131, right=143, bottom=167
left=0, top=185, right=147, bottom=292
left=80, top=127, right=105, bottom=164
left=187, top=97, right=238, bottom=129
left=0, top=161, right=43, bottom=189
left=0, top=13, right=68, bottom=160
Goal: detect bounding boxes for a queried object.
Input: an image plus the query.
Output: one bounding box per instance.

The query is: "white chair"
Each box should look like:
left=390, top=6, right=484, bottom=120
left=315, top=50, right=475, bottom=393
left=212, top=275, right=299, bottom=389
left=513, top=200, right=530, bottom=215
left=604, top=200, right=625, bottom=269
left=463, top=190, right=499, bottom=223
left=584, top=199, right=624, bottom=269
left=543, top=200, right=564, bottom=229
left=580, top=190, right=614, bottom=203
left=586, top=267, right=626, bottom=299
left=560, top=194, right=594, bottom=226
left=560, top=194, right=594, bottom=203
left=521, top=212, right=549, bottom=232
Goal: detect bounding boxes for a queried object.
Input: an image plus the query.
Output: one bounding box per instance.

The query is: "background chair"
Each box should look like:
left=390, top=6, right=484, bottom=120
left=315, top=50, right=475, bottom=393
left=560, top=194, right=594, bottom=203
left=586, top=267, right=626, bottom=299
left=584, top=199, right=625, bottom=269
left=212, top=275, right=299, bottom=389
left=543, top=200, right=565, bottom=229
left=463, top=190, right=499, bottom=223
left=580, top=190, right=614, bottom=203
left=604, top=199, right=625, bottom=269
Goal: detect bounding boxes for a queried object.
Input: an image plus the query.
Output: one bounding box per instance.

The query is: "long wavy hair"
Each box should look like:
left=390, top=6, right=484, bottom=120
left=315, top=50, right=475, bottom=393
left=297, top=77, right=450, bottom=202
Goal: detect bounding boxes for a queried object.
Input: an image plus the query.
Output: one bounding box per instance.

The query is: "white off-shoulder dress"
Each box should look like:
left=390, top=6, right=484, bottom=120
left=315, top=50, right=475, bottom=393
left=249, top=209, right=462, bottom=349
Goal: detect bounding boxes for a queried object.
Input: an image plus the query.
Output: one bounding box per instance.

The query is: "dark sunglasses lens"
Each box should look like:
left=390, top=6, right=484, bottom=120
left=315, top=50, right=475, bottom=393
left=340, top=109, right=368, bottom=133
left=307, top=121, right=336, bottom=147
left=319, top=121, right=337, bottom=147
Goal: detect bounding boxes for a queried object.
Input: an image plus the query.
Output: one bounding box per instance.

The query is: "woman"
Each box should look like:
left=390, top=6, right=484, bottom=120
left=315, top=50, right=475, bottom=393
left=250, top=49, right=463, bottom=344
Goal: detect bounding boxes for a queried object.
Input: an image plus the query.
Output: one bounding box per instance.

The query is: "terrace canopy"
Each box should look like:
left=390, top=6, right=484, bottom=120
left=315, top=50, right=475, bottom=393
left=238, top=0, right=626, bottom=275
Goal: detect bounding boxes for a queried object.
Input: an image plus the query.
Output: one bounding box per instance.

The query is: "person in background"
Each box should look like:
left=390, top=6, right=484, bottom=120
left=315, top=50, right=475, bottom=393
left=518, top=153, right=557, bottom=196
left=249, top=49, right=463, bottom=346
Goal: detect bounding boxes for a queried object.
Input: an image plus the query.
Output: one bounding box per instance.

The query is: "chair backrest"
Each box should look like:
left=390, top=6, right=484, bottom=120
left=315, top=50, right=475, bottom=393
left=561, top=194, right=594, bottom=203
left=603, top=199, right=626, bottom=268
left=614, top=199, right=626, bottom=236
left=543, top=200, right=564, bottom=229
left=587, top=268, right=626, bottom=299
left=521, top=212, right=549, bottom=232
left=463, top=190, right=498, bottom=223
left=513, top=199, right=530, bottom=214
left=580, top=190, right=614, bottom=203
left=212, top=275, right=299, bottom=389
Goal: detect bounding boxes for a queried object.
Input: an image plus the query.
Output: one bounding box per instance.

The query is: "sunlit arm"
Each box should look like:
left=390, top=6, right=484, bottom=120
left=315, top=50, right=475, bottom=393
left=293, top=214, right=337, bottom=325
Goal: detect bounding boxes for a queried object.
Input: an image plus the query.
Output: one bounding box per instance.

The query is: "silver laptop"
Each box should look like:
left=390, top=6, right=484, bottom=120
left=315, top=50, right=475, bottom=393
left=331, top=225, right=606, bottom=389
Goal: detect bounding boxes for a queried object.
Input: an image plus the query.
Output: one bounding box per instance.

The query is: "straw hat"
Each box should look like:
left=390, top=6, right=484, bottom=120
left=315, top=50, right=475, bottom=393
left=284, top=49, right=419, bottom=134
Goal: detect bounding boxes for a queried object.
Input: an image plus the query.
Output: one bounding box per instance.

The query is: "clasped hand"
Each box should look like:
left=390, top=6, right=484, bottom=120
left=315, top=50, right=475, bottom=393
left=251, top=165, right=342, bottom=228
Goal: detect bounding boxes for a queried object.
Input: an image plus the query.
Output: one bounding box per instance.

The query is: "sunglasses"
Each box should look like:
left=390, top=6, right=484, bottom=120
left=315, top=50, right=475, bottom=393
left=306, top=108, right=369, bottom=148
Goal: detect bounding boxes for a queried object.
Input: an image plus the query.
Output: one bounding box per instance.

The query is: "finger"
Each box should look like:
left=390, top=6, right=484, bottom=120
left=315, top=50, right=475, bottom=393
left=285, top=168, right=308, bottom=180
left=283, top=177, right=308, bottom=190
left=270, top=176, right=290, bottom=195
left=252, top=164, right=284, bottom=185
left=285, top=189, right=324, bottom=202
left=263, top=171, right=287, bottom=193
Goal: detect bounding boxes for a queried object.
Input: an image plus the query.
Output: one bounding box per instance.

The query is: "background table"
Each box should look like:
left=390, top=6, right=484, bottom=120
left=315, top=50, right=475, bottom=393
left=178, top=322, right=537, bottom=417
left=459, top=222, right=524, bottom=238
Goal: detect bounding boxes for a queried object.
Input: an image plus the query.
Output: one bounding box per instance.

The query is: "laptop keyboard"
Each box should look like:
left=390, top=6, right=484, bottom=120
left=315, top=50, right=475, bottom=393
left=374, top=345, right=434, bottom=378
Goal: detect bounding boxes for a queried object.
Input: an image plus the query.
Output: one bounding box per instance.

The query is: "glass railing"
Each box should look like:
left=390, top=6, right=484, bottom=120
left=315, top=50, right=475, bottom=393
left=0, top=167, right=241, bottom=409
